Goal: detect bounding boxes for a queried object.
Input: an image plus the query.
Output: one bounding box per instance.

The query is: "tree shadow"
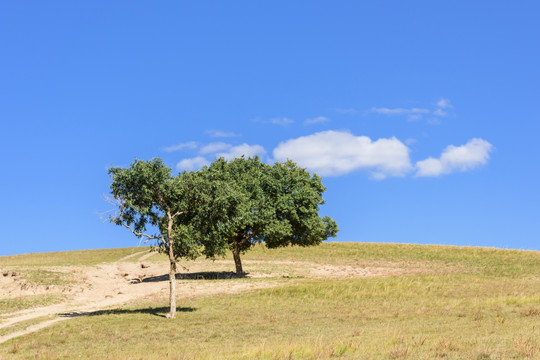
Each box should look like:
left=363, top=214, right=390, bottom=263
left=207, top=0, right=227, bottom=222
left=140, top=271, right=247, bottom=283
left=59, top=306, right=196, bottom=319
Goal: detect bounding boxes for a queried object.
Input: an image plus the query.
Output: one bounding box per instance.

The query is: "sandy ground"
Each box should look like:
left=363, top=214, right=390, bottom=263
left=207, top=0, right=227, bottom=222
left=0, top=251, right=422, bottom=344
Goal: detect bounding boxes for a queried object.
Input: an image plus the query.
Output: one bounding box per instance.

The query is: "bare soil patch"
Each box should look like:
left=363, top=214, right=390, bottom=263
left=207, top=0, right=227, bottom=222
left=0, top=251, right=430, bottom=344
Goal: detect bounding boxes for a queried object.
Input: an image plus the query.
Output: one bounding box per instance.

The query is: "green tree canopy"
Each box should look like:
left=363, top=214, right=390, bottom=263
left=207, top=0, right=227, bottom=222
left=108, top=158, right=220, bottom=318
left=202, top=157, right=338, bottom=275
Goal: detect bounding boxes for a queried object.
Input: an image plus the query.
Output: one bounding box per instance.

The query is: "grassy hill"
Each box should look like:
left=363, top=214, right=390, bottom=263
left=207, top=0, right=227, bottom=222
left=0, top=243, right=539, bottom=359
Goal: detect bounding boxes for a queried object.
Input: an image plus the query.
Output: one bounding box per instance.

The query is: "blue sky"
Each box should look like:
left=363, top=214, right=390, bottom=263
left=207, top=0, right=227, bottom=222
left=1, top=2, right=539, bottom=255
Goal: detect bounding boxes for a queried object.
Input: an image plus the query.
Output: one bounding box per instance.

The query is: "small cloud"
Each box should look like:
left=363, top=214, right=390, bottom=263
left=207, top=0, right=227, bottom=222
left=305, top=116, right=329, bottom=125
left=199, top=142, right=232, bottom=154
left=270, top=117, right=294, bottom=126
left=206, top=130, right=240, bottom=138
left=217, top=143, right=266, bottom=160
left=198, top=142, right=266, bottom=160
left=428, top=98, right=454, bottom=124
left=371, top=107, right=430, bottom=116
left=335, top=108, right=359, bottom=114
left=415, top=138, right=493, bottom=177
left=272, top=130, right=412, bottom=178
left=371, top=107, right=408, bottom=115
left=370, top=99, right=454, bottom=124
left=436, top=98, right=452, bottom=109
left=176, top=156, right=209, bottom=171
left=163, top=141, right=198, bottom=152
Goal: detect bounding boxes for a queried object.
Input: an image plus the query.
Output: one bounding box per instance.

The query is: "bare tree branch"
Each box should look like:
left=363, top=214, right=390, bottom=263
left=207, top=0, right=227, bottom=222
left=120, top=220, right=164, bottom=244
left=171, top=210, right=185, bottom=218
left=100, top=195, right=121, bottom=222
left=110, top=195, right=165, bottom=245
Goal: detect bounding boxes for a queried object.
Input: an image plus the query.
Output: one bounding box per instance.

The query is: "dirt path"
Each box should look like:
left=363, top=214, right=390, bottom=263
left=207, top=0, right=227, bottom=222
left=0, top=253, right=423, bottom=345
left=0, top=251, right=275, bottom=344
left=0, top=251, right=151, bottom=343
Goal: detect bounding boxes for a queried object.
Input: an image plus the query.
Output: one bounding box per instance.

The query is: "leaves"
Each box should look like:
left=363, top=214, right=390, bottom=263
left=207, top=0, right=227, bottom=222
left=200, top=156, right=338, bottom=255
left=108, top=156, right=338, bottom=266
left=108, top=158, right=216, bottom=257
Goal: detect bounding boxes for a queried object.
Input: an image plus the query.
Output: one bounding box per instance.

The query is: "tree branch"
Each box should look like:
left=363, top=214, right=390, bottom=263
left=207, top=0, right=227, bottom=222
left=120, top=220, right=164, bottom=244
left=171, top=210, right=185, bottom=218
left=111, top=197, right=165, bottom=245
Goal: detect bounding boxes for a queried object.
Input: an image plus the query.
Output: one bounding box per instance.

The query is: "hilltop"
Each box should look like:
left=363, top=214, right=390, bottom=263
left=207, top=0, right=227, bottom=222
left=0, top=243, right=539, bottom=359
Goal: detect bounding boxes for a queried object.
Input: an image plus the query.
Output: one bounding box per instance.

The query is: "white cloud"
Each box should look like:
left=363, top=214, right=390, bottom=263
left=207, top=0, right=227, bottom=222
left=206, top=130, right=240, bottom=138
left=415, top=138, right=493, bottom=177
left=217, top=143, right=266, bottom=160
left=371, top=107, right=430, bottom=115
left=199, top=142, right=232, bottom=154
left=176, top=156, right=209, bottom=171
left=305, top=116, right=329, bottom=125
left=371, top=107, right=407, bottom=115
left=436, top=98, right=452, bottom=108
left=370, top=99, right=454, bottom=124
left=163, top=141, right=197, bottom=152
left=272, top=130, right=413, bottom=178
left=197, top=142, right=266, bottom=160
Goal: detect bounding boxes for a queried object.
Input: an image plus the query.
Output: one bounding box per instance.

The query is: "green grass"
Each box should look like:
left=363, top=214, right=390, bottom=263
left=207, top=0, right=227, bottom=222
left=0, top=247, right=150, bottom=267
left=0, top=243, right=539, bottom=359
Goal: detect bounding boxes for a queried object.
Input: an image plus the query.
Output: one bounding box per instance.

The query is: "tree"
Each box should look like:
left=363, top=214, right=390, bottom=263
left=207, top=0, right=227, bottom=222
left=202, top=157, right=338, bottom=275
left=108, top=158, right=216, bottom=318
left=263, top=160, right=339, bottom=249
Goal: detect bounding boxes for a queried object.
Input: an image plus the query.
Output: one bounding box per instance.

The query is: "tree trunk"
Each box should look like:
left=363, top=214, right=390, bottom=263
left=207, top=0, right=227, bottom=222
left=168, top=255, right=176, bottom=318
left=167, top=215, right=176, bottom=319
left=232, top=241, right=243, bottom=276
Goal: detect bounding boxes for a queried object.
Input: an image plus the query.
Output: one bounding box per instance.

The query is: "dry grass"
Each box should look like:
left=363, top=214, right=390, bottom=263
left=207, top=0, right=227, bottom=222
left=0, top=247, right=148, bottom=267
left=0, top=295, right=66, bottom=315
left=513, top=336, right=538, bottom=358
left=16, top=269, right=74, bottom=287
left=0, top=242, right=539, bottom=359
left=0, top=316, right=54, bottom=337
